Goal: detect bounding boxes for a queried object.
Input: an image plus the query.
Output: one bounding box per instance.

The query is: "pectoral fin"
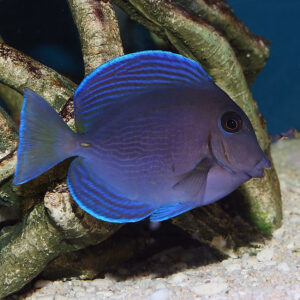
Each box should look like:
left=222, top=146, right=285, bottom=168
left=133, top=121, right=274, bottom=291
left=173, top=158, right=212, bottom=201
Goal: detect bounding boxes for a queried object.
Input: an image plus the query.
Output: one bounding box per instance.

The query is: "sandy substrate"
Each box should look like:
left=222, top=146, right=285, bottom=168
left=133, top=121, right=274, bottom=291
left=7, top=139, right=300, bottom=300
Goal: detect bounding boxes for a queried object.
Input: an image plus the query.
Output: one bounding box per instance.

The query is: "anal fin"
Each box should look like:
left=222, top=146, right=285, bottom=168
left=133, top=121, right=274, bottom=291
left=150, top=202, right=196, bottom=222
left=67, top=157, right=155, bottom=223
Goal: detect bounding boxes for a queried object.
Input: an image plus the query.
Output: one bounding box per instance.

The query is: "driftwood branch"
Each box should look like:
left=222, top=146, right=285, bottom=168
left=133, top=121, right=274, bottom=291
left=0, top=106, right=18, bottom=183
left=174, top=0, right=270, bottom=86
left=0, top=195, right=120, bottom=297
left=0, top=83, right=23, bottom=124
left=67, top=0, right=124, bottom=75
left=0, top=43, right=77, bottom=112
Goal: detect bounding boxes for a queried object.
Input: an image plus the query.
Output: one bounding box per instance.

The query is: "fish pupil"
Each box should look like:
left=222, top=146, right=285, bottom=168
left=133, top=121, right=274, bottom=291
left=226, top=119, right=237, bottom=129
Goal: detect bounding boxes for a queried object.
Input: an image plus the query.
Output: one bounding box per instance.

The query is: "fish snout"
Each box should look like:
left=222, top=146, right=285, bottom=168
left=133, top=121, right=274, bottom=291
left=247, top=156, right=271, bottom=178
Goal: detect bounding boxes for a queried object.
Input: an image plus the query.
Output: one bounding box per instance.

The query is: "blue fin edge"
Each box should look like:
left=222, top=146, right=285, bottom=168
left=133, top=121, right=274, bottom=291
left=67, top=176, right=154, bottom=223
left=74, top=50, right=212, bottom=101
left=14, top=90, right=30, bottom=185
left=67, top=159, right=155, bottom=223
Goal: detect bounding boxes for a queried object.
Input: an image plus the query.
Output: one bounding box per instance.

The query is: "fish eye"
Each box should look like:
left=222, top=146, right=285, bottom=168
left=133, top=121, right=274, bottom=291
left=221, top=112, right=242, bottom=133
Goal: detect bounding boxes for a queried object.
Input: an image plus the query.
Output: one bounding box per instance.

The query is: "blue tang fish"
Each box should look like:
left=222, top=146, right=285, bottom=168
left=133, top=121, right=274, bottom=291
left=13, top=51, right=271, bottom=223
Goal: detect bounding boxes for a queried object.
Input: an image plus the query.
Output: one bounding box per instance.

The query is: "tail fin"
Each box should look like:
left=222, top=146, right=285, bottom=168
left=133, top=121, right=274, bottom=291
left=14, top=88, right=77, bottom=185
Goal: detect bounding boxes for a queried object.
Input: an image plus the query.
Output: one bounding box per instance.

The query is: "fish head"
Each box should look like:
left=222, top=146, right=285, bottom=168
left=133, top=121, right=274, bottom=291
left=208, top=90, right=271, bottom=180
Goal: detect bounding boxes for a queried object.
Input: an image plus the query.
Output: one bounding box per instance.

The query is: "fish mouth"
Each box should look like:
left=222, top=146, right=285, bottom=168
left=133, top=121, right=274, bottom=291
left=208, top=134, right=271, bottom=180
left=245, top=156, right=271, bottom=179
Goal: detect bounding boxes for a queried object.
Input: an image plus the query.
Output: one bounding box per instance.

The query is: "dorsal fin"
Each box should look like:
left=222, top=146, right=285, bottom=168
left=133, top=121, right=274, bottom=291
left=73, top=51, right=212, bottom=133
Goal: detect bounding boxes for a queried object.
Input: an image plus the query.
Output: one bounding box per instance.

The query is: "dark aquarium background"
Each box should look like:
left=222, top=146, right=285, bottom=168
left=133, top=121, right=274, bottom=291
left=0, top=0, right=298, bottom=134
left=227, top=0, right=300, bottom=134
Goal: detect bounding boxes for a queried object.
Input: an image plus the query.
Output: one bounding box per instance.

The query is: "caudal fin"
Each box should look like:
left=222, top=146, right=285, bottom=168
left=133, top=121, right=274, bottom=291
left=14, top=88, right=77, bottom=185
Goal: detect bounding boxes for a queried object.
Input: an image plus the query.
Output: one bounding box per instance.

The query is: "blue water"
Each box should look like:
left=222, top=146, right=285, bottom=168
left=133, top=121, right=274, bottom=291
left=27, top=44, right=83, bottom=77
left=228, top=0, right=300, bottom=134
